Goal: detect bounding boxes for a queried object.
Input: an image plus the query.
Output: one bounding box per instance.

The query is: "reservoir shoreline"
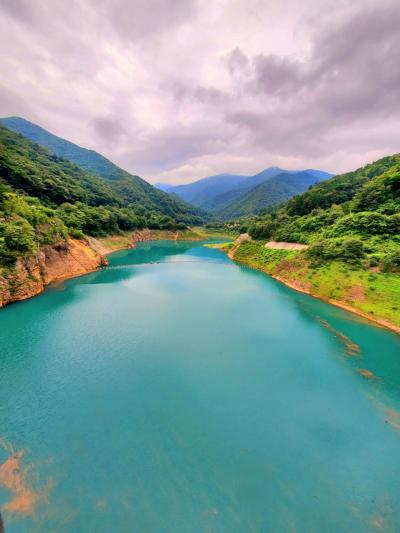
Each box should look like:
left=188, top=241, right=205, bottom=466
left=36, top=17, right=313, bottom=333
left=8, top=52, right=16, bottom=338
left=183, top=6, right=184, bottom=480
left=2, top=231, right=399, bottom=337
left=226, top=243, right=400, bottom=336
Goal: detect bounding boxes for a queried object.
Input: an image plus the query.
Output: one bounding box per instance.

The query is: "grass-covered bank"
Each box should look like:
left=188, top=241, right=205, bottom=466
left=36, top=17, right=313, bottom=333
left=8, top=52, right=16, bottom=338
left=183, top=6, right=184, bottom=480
left=227, top=240, right=400, bottom=334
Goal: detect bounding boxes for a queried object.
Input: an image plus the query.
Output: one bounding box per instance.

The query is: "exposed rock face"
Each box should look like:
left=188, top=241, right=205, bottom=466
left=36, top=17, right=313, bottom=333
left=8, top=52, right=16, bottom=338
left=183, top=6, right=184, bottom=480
left=40, top=239, right=107, bottom=284
left=0, top=238, right=107, bottom=309
left=133, top=228, right=154, bottom=242
left=235, top=233, right=251, bottom=245
left=227, top=233, right=251, bottom=259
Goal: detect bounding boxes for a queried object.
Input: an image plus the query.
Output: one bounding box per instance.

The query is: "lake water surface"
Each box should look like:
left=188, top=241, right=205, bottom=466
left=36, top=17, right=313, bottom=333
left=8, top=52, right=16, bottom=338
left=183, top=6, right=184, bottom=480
left=1, top=241, right=400, bottom=532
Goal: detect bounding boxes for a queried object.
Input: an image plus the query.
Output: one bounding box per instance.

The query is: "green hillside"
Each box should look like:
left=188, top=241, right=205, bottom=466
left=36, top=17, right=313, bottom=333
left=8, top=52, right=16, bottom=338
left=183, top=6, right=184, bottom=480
left=229, top=154, right=400, bottom=328
left=0, top=124, right=202, bottom=265
left=1, top=116, right=126, bottom=180
left=0, top=116, right=204, bottom=224
left=218, top=171, right=324, bottom=219
left=246, top=154, right=400, bottom=252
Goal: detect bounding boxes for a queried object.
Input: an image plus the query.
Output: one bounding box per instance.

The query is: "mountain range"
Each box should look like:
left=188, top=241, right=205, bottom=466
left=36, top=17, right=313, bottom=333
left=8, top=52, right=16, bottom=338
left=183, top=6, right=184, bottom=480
left=156, top=167, right=333, bottom=219
left=1, top=116, right=333, bottom=221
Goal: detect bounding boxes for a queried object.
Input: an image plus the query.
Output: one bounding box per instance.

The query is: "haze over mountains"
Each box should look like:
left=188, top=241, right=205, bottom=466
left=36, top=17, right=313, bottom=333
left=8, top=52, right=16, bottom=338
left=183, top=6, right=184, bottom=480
left=157, top=167, right=333, bottom=219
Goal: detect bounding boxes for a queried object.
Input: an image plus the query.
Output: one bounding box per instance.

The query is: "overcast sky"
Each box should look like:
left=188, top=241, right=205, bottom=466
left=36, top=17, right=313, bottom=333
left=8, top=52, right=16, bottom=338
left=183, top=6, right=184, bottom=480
left=1, top=0, right=399, bottom=184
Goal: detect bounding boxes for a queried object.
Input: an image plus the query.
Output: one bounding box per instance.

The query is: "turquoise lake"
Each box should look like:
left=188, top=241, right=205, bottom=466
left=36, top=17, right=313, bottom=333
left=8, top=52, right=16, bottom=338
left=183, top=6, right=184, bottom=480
left=1, top=240, right=400, bottom=532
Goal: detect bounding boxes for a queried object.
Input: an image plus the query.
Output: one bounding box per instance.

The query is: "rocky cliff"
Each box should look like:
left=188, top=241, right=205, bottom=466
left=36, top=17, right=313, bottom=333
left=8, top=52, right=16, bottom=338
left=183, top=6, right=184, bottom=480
left=0, top=238, right=107, bottom=308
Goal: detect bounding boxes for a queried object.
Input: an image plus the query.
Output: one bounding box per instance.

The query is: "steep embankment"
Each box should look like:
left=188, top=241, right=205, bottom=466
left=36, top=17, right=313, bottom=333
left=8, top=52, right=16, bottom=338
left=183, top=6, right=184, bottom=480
left=0, top=238, right=106, bottom=308
left=227, top=238, right=400, bottom=334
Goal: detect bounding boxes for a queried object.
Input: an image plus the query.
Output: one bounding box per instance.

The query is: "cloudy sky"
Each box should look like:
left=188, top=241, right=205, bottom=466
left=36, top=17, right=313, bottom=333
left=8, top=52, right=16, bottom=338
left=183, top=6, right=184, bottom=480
left=1, top=0, right=399, bottom=184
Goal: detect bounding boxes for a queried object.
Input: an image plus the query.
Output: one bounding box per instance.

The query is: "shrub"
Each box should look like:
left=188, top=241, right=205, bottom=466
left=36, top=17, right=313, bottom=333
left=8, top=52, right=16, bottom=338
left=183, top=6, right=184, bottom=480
left=3, top=218, right=36, bottom=255
left=340, top=239, right=364, bottom=261
left=248, top=221, right=274, bottom=240
left=307, top=238, right=364, bottom=265
left=381, top=251, right=400, bottom=273
left=368, top=255, right=380, bottom=268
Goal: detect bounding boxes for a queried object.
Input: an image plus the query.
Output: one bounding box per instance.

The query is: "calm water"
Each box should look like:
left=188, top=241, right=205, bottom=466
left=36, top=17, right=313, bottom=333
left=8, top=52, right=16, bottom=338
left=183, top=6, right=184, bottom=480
left=0, top=241, right=400, bottom=532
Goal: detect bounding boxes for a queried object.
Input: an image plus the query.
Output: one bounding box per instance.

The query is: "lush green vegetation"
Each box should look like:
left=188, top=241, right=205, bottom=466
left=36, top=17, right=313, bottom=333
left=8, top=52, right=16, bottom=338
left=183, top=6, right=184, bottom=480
left=0, top=117, right=204, bottom=220
left=243, top=154, right=400, bottom=270
left=1, top=116, right=135, bottom=181
left=0, top=124, right=203, bottom=265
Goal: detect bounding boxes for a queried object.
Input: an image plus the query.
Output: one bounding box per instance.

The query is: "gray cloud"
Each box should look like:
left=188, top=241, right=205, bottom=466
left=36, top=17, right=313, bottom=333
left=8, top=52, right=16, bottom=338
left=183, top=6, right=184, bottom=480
left=226, top=1, right=400, bottom=158
left=251, top=54, right=302, bottom=95
left=0, top=0, right=36, bottom=24
left=226, top=47, right=250, bottom=78
left=0, top=0, right=399, bottom=184
left=123, top=121, right=237, bottom=174
left=92, top=116, right=127, bottom=144
left=102, top=0, right=197, bottom=41
left=0, top=84, right=33, bottom=119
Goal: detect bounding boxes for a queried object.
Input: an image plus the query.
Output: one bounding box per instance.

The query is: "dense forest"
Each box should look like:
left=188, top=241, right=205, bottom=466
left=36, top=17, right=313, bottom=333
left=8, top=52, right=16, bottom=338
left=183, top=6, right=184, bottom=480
left=240, top=154, right=400, bottom=272
left=0, top=124, right=203, bottom=265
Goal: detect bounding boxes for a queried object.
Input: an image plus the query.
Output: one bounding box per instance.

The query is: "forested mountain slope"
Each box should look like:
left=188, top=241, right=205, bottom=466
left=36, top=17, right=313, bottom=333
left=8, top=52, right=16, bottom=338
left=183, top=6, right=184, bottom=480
left=0, top=116, right=203, bottom=224
left=246, top=153, right=400, bottom=247
left=1, top=116, right=127, bottom=180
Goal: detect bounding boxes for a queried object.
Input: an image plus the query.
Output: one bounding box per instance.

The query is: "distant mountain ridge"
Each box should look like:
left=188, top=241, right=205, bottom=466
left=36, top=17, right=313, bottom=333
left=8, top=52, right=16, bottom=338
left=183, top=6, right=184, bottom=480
left=157, top=173, right=250, bottom=208
left=157, top=167, right=333, bottom=218
left=218, top=171, right=324, bottom=219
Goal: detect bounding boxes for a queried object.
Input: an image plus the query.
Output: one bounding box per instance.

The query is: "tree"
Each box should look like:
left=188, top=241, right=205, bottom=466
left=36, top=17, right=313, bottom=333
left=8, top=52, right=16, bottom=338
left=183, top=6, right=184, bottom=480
left=3, top=218, right=36, bottom=256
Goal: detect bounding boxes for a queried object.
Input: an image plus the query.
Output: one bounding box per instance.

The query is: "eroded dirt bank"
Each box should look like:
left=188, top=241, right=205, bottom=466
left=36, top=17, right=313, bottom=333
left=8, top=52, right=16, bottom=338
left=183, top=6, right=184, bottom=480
left=0, top=238, right=106, bottom=309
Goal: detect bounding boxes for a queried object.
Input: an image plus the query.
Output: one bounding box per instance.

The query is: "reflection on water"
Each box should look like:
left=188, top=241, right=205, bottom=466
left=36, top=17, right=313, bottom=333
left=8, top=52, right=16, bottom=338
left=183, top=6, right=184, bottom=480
left=0, top=241, right=400, bottom=532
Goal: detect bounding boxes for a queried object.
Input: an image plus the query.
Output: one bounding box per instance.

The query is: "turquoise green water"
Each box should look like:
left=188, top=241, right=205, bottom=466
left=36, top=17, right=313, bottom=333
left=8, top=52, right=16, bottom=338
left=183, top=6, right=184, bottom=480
left=1, top=241, right=400, bottom=532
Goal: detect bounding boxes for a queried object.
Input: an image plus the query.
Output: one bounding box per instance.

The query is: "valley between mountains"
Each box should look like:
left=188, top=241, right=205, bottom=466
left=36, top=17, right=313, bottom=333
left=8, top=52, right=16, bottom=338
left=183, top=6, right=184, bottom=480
left=0, top=116, right=399, bottom=333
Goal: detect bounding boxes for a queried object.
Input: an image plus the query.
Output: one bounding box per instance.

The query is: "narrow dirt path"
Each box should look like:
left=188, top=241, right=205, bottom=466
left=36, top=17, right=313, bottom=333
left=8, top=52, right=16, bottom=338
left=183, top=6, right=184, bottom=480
left=265, top=241, right=308, bottom=250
